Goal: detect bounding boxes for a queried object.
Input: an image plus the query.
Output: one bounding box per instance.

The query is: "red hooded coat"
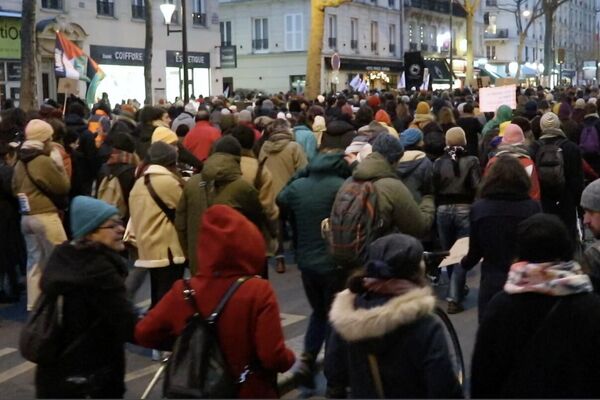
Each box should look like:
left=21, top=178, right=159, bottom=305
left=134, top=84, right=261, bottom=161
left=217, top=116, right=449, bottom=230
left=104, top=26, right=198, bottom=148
left=135, top=205, right=295, bottom=398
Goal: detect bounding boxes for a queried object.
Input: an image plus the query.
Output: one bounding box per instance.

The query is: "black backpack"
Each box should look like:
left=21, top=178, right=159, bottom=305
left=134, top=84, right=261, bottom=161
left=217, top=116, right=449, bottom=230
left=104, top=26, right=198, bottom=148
left=535, top=139, right=567, bottom=199
left=163, top=277, right=252, bottom=399
left=19, top=293, right=64, bottom=365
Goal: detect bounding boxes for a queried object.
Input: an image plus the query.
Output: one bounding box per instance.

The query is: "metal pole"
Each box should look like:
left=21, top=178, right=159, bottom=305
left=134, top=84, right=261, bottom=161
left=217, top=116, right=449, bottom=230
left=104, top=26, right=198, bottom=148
left=400, top=0, right=405, bottom=60
left=182, top=0, right=190, bottom=103
left=449, top=0, right=453, bottom=91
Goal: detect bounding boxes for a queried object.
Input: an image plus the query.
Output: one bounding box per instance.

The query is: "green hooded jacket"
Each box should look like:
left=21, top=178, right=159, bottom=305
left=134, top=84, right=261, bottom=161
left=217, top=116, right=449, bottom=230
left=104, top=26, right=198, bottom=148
left=482, top=104, right=513, bottom=136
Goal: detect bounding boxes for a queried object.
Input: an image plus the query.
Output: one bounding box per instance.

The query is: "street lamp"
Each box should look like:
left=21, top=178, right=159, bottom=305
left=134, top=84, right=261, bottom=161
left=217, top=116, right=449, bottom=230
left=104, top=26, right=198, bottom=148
left=160, top=1, right=189, bottom=103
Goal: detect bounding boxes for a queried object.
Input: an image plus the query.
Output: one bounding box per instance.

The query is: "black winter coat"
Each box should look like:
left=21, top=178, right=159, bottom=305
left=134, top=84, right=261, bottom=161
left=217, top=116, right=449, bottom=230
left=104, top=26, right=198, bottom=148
left=461, top=197, right=541, bottom=320
left=326, top=287, right=463, bottom=399
left=433, top=152, right=481, bottom=205
left=457, top=116, right=482, bottom=157
left=65, top=114, right=102, bottom=197
left=323, top=119, right=356, bottom=150
left=471, top=291, right=600, bottom=398
left=35, top=242, right=137, bottom=398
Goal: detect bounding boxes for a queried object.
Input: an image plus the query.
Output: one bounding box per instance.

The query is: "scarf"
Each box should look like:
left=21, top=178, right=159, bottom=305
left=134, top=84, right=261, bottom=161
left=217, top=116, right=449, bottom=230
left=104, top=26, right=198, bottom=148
left=21, top=140, right=45, bottom=151
left=107, top=149, right=138, bottom=166
left=445, top=145, right=466, bottom=176
left=504, top=261, right=593, bottom=296
left=362, top=278, right=421, bottom=296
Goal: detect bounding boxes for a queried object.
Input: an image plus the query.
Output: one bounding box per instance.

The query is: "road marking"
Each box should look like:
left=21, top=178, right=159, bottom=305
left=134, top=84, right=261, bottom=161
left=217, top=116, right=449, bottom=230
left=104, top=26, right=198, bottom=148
left=0, top=361, right=35, bottom=384
left=135, top=299, right=151, bottom=309
left=125, top=365, right=161, bottom=382
left=280, top=313, right=306, bottom=327
left=0, top=347, right=17, bottom=358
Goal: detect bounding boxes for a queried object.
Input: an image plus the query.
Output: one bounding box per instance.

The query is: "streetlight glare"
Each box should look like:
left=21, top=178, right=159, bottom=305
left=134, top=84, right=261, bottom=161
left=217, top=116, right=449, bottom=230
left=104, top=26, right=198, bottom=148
left=522, top=9, right=531, bottom=17
left=159, top=3, right=176, bottom=24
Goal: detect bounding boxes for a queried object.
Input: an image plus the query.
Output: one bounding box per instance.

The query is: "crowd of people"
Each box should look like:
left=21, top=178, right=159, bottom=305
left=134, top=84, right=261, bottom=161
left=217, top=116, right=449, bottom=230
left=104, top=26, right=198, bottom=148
left=2, top=83, right=600, bottom=398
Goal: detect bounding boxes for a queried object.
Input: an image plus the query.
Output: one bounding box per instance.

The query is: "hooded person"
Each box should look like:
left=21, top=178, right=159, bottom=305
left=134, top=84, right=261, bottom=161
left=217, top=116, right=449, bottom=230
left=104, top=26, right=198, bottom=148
left=171, top=102, right=197, bottom=133
left=35, top=196, right=137, bottom=398
left=325, top=233, right=463, bottom=399
left=482, top=104, right=513, bottom=136
left=291, top=113, right=318, bottom=161
left=557, top=102, right=582, bottom=144
left=396, top=128, right=434, bottom=203
left=136, top=205, right=295, bottom=398
left=312, top=115, right=327, bottom=147
left=409, top=101, right=440, bottom=134
left=374, top=110, right=399, bottom=138
left=471, top=214, right=600, bottom=399
left=582, top=179, right=600, bottom=292
left=323, top=111, right=358, bottom=151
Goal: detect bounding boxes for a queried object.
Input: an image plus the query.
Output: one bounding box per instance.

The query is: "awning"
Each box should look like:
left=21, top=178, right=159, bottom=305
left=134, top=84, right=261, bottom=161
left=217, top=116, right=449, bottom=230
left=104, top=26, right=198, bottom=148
left=479, top=68, right=501, bottom=83
left=520, top=65, right=537, bottom=76
left=424, top=59, right=455, bottom=84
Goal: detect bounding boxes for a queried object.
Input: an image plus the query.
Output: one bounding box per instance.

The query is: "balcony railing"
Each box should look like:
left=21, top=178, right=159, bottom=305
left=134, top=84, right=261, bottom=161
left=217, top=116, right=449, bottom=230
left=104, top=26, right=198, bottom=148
left=409, top=42, right=418, bottom=51
left=131, top=4, right=145, bottom=19
left=328, top=37, right=337, bottom=48
left=350, top=39, right=358, bottom=49
left=406, top=0, right=467, bottom=17
left=252, top=38, right=269, bottom=50
left=42, top=0, right=63, bottom=9
left=97, top=0, right=114, bottom=16
left=192, top=13, right=206, bottom=26
left=389, top=44, right=396, bottom=53
left=484, top=29, right=509, bottom=39
left=486, top=0, right=498, bottom=6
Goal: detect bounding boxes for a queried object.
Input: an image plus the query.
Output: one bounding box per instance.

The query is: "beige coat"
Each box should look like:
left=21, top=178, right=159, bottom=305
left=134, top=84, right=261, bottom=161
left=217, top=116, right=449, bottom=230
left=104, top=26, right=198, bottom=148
left=239, top=152, right=279, bottom=221
left=129, top=165, right=185, bottom=268
left=258, top=132, right=308, bottom=196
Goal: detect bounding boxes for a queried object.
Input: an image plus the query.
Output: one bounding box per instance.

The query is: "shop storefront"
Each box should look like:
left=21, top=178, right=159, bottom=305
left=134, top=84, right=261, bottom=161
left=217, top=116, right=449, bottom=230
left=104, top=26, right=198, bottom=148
left=324, top=56, right=403, bottom=92
left=0, top=12, right=21, bottom=106
left=165, top=50, right=210, bottom=101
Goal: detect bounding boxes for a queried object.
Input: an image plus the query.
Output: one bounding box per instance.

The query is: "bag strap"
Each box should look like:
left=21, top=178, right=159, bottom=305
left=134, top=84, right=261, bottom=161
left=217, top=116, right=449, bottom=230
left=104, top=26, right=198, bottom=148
left=367, top=353, right=385, bottom=399
left=144, top=174, right=175, bottom=223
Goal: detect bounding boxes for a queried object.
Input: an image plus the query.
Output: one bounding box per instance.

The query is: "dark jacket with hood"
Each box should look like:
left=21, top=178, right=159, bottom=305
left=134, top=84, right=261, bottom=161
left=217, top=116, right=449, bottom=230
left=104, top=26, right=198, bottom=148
left=325, top=287, right=463, bottom=398
left=323, top=119, right=357, bottom=150
left=136, top=205, right=295, bottom=398
left=433, top=150, right=481, bottom=205
left=277, top=152, right=351, bottom=274
left=64, top=113, right=101, bottom=196
left=396, top=150, right=434, bottom=203
left=457, top=115, right=482, bottom=157
left=35, top=242, right=137, bottom=398
left=351, top=152, right=435, bottom=239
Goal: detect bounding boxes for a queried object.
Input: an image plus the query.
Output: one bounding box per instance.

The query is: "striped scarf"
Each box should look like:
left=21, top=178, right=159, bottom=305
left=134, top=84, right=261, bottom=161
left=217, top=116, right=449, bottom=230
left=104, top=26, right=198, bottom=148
left=504, top=261, right=593, bottom=296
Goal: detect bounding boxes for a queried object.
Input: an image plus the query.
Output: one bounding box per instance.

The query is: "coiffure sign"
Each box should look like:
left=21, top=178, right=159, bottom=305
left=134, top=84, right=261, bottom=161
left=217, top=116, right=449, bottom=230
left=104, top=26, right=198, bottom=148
left=89, top=45, right=145, bottom=66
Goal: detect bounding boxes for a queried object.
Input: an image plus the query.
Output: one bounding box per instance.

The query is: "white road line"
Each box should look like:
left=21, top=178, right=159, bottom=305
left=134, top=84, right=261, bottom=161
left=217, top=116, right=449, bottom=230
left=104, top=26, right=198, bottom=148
left=0, top=347, right=17, bottom=358
left=280, top=312, right=306, bottom=327
left=0, top=361, right=35, bottom=384
left=125, top=365, right=161, bottom=382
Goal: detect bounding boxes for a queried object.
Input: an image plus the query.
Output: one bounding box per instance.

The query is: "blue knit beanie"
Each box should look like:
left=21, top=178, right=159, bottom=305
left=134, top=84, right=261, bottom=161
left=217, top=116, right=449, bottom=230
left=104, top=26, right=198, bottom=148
left=372, top=133, right=404, bottom=164
left=400, top=128, right=423, bottom=148
left=70, top=196, right=119, bottom=239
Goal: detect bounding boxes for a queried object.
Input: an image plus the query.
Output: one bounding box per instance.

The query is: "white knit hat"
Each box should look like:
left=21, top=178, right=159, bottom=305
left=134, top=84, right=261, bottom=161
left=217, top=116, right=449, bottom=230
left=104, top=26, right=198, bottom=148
left=540, top=112, right=561, bottom=131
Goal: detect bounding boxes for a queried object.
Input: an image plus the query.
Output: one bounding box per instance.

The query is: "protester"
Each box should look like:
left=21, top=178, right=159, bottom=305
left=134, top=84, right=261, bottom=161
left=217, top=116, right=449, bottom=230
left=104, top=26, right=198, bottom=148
left=182, top=109, right=222, bottom=162
left=396, top=127, right=433, bottom=203
left=292, top=113, right=318, bottom=161
left=135, top=205, right=295, bottom=398
left=580, top=178, right=600, bottom=291
left=35, top=196, right=137, bottom=398
left=456, top=103, right=482, bottom=157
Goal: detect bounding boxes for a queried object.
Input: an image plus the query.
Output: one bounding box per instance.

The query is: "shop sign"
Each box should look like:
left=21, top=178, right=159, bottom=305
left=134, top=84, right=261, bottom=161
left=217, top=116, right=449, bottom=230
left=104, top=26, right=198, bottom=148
left=220, top=46, right=237, bottom=69
left=7, top=62, right=20, bottom=81
left=0, top=17, right=20, bottom=59
left=365, top=66, right=390, bottom=72
left=166, top=51, right=210, bottom=68
left=89, top=45, right=145, bottom=66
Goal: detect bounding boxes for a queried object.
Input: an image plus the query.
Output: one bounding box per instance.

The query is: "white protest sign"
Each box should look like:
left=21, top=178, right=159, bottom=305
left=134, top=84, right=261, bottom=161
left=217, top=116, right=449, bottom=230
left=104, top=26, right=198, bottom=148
left=479, top=84, right=517, bottom=113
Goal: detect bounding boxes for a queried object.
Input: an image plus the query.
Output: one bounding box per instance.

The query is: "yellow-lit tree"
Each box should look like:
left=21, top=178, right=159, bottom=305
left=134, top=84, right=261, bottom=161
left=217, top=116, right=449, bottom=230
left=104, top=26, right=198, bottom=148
left=305, top=0, right=352, bottom=100
left=463, top=0, right=480, bottom=88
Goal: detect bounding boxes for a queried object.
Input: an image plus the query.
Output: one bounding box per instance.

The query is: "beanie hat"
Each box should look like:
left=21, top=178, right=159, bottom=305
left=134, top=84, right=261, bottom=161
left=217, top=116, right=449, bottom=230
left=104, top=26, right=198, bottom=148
left=581, top=178, right=600, bottom=211
left=341, top=104, right=354, bottom=119
left=25, top=119, right=53, bottom=142
left=317, top=95, right=325, bottom=103
left=372, top=132, right=404, bottom=164
left=545, top=93, right=554, bottom=103
left=525, top=100, right=538, bottom=114
left=262, top=99, right=274, bottom=110
left=111, top=132, right=135, bottom=153
left=365, top=233, right=424, bottom=279
left=374, top=110, right=392, bottom=125
left=238, top=109, right=252, bottom=123
left=367, top=95, right=381, bottom=109
left=70, top=196, right=119, bottom=240
left=151, top=126, right=178, bottom=145
left=540, top=112, right=561, bottom=131
left=401, top=95, right=410, bottom=104
left=148, top=141, right=178, bottom=167
left=445, top=127, right=467, bottom=146
left=184, top=102, right=197, bottom=114
left=501, top=124, right=525, bottom=145
left=575, top=98, right=586, bottom=109
left=213, top=135, right=242, bottom=156
left=415, top=101, right=430, bottom=115
left=552, top=102, right=561, bottom=115
left=400, top=128, right=423, bottom=148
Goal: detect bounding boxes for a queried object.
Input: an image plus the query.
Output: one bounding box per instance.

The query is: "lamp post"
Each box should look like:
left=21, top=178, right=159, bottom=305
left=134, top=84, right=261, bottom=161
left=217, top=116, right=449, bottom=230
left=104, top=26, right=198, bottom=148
left=449, top=0, right=453, bottom=91
left=160, top=1, right=189, bottom=103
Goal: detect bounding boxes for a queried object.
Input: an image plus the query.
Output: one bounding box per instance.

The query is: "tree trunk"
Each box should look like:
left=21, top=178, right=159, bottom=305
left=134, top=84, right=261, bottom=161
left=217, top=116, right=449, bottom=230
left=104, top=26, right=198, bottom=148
left=543, top=8, right=553, bottom=77
left=515, top=33, right=525, bottom=80
left=465, top=8, right=475, bottom=88
left=144, top=0, right=153, bottom=105
left=20, top=0, right=37, bottom=111
left=305, top=1, right=327, bottom=100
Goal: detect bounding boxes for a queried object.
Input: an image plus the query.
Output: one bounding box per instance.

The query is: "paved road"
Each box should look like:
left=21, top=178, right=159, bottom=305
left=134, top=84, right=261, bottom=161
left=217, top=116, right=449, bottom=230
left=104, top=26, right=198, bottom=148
left=0, top=255, right=481, bottom=399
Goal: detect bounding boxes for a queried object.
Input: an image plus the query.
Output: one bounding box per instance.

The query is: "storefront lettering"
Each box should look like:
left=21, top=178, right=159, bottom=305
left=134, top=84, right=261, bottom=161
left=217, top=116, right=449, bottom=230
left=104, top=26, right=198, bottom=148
left=0, top=17, right=21, bottom=59
left=115, top=51, right=144, bottom=62
left=0, top=24, right=19, bottom=40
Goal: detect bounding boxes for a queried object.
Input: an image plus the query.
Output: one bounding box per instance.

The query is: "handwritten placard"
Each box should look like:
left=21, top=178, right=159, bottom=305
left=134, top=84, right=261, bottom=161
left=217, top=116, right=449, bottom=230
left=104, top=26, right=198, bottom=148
left=479, top=84, right=517, bottom=113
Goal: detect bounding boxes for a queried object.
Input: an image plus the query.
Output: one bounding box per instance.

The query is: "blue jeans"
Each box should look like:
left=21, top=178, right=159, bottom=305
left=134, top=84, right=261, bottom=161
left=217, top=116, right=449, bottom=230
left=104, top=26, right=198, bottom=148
left=436, top=204, right=470, bottom=303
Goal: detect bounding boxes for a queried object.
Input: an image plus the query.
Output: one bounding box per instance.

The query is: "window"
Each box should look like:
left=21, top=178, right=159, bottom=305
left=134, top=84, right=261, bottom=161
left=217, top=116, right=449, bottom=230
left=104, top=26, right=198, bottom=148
left=97, top=0, right=114, bottom=16
left=525, top=46, right=529, bottom=62
left=131, top=0, right=145, bottom=19
left=252, top=18, right=269, bottom=51
left=389, top=24, right=396, bottom=54
left=350, top=18, right=359, bottom=50
left=328, top=15, right=337, bottom=49
left=486, top=45, right=496, bottom=60
left=388, top=0, right=395, bottom=7
left=371, top=21, right=378, bottom=52
left=193, top=0, right=206, bottom=26
left=220, top=21, right=232, bottom=47
left=285, top=14, right=304, bottom=51
left=41, top=0, right=63, bottom=9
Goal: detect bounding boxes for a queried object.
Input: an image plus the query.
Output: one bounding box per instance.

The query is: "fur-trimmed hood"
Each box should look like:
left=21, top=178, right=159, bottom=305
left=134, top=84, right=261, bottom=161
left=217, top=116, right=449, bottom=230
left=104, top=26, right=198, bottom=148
left=329, top=286, right=436, bottom=342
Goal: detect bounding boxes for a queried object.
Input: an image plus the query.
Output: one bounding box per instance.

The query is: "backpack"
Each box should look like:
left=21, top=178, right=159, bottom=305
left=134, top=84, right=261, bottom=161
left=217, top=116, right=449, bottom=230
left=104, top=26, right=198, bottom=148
left=324, top=178, right=383, bottom=270
left=19, top=294, right=64, bottom=365
left=163, top=277, right=252, bottom=399
left=579, top=124, right=600, bottom=155
left=96, top=165, right=134, bottom=218
left=535, top=139, right=567, bottom=199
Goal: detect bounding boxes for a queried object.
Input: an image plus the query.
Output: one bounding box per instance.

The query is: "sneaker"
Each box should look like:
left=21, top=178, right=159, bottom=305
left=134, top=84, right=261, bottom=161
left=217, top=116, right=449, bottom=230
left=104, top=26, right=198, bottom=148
left=447, top=301, right=464, bottom=314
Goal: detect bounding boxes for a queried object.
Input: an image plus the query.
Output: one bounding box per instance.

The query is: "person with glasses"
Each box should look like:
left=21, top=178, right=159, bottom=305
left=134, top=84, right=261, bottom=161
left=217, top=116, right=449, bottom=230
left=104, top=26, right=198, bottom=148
left=35, top=196, right=137, bottom=398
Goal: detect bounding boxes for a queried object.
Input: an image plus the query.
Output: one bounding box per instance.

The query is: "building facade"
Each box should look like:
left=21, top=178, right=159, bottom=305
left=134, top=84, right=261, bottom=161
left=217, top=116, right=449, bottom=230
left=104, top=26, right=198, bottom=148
left=0, top=0, right=222, bottom=107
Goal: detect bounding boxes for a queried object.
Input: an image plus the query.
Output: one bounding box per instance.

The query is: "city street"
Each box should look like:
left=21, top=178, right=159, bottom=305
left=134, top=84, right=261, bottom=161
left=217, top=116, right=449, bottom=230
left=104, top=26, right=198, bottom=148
left=0, top=254, right=480, bottom=399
